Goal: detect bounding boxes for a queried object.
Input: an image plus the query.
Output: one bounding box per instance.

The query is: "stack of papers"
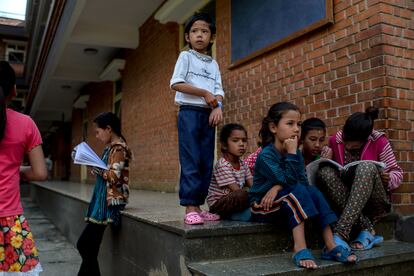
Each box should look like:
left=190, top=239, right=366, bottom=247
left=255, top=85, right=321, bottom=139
left=72, top=142, right=107, bottom=170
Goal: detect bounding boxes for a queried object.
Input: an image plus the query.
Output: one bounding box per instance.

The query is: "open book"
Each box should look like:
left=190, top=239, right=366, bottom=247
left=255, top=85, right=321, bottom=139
left=72, top=142, right=107, bottom=170
left=306, top=158, right=386, bottom=185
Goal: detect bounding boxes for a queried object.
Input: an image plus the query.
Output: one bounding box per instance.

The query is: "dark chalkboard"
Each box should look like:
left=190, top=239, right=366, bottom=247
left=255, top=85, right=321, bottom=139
left=231, top=0, right=333, bottom=67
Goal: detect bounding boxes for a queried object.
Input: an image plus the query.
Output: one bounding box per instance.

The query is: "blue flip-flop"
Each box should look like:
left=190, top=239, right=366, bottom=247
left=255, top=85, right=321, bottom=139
left=350, top=230, right=383, bottom=251
left=321, top=245, right=359, bottom=263
left=333, top=233, right=352, bottom=252
left=292, top=248, right=317, bottom=269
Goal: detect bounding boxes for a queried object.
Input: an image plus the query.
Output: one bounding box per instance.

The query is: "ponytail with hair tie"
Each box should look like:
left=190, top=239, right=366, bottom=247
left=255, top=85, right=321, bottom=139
left=365, top=106, right=379, bottom=121
left=259, top=116, right=274, bottom=147
left=343, top=106, right=379, bottom=142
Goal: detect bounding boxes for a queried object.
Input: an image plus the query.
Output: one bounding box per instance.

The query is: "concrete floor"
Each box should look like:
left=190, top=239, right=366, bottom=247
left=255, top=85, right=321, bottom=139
left=22, top=197, right=81, bottom=276
left=33, top=181, right=190, bottom=223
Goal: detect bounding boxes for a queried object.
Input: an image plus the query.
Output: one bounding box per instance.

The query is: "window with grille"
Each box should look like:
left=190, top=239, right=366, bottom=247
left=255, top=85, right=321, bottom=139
left=6, top=43, right=26, bottom=63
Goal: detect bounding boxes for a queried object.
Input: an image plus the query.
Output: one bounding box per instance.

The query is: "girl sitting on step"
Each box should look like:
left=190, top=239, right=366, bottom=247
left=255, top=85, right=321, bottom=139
left=316, top=107, right=403, bottom=251
left=206, top=123, right=253, bottom=219
left=248, top=102, right=358, bottom=269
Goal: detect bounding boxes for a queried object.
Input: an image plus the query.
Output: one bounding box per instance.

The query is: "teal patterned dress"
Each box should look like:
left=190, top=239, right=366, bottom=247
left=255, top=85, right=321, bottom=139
left=84, top=147, right=123, bottom=225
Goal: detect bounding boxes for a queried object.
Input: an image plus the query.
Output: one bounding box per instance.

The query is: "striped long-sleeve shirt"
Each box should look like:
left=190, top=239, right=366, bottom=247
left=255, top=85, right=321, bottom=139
left=207, top=157, right=252, bottom=207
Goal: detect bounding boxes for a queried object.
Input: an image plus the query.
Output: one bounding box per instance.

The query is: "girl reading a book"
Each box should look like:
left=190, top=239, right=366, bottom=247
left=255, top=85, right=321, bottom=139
left=77, top=112, right=132, bottom=275
left=249, top=102, right=357, bottom=269
left=317, top=106, right=403, bottom=251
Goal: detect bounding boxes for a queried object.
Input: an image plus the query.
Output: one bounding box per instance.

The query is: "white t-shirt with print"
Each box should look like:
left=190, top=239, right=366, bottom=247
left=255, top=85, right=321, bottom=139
left=170, top=49, right=224, bottom=107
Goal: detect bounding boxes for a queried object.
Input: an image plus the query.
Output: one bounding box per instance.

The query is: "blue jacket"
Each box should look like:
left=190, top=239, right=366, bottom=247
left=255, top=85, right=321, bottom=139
left=248, top=143, right=309, bottom=205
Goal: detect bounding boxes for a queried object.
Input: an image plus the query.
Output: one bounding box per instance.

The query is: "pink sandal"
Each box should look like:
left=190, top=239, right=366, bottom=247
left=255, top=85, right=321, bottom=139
left=200, top=211, right=220, bottom=221
left=184, top=212, right=204, bottom=225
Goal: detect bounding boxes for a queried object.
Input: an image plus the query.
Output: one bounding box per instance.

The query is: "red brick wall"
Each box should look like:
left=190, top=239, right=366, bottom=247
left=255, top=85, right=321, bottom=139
left=122, top=18, right=179, bottom=191
left=70, top=82, right=114, bottom=183
left=380, top=0, right=414, bottom=214
left=53, top=123, right=72, bottom=180
left=216, top=0, right=414, bottom=214
left=70, top=109, right=82, bottom=182
left=43, top=122, right=71, bottom=181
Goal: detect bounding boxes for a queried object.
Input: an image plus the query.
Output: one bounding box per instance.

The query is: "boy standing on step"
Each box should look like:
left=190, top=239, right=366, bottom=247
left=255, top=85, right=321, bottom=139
left=170, top=13, right=224, bottom=225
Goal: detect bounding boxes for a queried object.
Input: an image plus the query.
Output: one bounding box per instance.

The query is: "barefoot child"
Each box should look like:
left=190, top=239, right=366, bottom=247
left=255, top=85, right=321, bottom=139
left=248, top=102, right=357, bottom=269
left=170, top=13, right=223, bottom=224
left=207, top=124, right=252, bottom=219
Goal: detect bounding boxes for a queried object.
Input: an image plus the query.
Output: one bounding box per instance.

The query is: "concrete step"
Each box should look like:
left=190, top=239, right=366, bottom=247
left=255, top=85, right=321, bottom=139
left=188, top=240, right=414, bottom=276
left=167, top=212, right=397, bottom=263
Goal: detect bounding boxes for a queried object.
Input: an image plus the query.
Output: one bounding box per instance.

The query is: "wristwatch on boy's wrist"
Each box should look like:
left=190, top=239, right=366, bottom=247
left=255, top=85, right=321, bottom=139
left=217, top=101, right=222, bottom=109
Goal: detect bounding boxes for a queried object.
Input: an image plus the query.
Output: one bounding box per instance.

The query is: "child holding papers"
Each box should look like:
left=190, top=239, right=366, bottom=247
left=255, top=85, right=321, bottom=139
left=76, top=112, right=132, bottom=276
left=316, top=107, right=403, bottom=252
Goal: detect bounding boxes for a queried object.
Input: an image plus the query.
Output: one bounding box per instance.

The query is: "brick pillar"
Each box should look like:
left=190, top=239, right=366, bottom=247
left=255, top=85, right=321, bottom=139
left=381, top=0, right=414, bottom=215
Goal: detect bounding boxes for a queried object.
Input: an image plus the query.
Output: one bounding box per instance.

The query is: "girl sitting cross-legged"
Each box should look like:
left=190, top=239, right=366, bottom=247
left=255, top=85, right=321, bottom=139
left=248, top=102, right=358, bottom=269
left=316, top=107, right=403, bottom=251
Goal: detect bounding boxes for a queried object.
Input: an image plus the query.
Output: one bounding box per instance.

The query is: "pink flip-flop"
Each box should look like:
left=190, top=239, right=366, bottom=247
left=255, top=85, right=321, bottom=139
left=184, top=212, right=204, bottom=225
left=199, top=211, right=220, bottom=221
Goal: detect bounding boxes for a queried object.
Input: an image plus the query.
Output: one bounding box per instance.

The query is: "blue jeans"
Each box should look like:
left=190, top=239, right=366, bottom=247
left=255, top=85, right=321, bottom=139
left=251, top=184, right=337, bottom=230
left=178, top=105, right=215, bottom=206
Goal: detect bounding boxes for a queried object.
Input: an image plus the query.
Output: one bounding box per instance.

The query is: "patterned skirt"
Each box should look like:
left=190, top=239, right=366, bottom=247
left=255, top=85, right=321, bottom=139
left=0, top=215, right=42, bottom=275
left=84, top=175, right=122, bottom=226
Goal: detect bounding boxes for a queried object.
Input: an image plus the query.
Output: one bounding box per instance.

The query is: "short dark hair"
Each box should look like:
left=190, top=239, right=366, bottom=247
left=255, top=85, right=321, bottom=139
left=184, top=12, right=216, bottom=50
left=343, top=106, right=379, bottom=142
left=220, top=123, right=247, bottom=153
left=300, top=118, right=326, bottom=140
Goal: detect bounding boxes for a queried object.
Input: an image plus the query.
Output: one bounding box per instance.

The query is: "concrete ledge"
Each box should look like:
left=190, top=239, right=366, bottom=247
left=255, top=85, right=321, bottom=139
left=28, top=182, right=288, bottom=274
left=30, top=183, right=189, bottom=275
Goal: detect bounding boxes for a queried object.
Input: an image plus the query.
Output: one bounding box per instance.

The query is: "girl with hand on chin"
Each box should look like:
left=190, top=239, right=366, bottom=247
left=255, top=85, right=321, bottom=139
left=249, top=102, right=357, bottom=269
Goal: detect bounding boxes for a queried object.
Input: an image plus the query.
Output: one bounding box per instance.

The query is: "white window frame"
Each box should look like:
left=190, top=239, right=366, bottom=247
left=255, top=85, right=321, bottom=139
left=4, top=40, right=26, bottom=63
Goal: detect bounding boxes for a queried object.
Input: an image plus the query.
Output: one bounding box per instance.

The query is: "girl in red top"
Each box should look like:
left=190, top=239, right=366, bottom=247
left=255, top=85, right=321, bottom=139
left=0, top=61, right=47, bottom=275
